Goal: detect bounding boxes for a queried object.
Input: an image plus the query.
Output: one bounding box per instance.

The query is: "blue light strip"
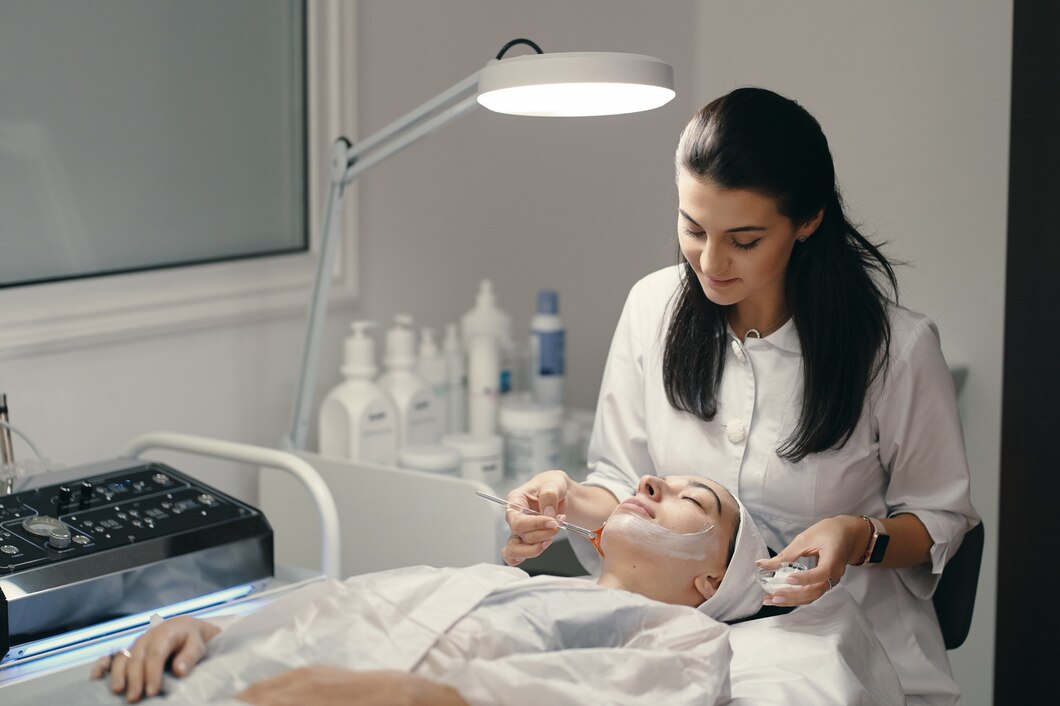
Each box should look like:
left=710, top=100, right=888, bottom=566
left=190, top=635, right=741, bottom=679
left=3, top=583, right=255, bottom=663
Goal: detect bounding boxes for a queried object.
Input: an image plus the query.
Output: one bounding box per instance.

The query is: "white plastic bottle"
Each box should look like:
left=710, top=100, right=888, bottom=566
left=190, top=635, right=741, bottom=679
left=443, top=323, right=467, bottom=434
left=318, top=321, right=399, bottom=464
left=378, top=315, right=438, bottom=448
left=467, top=333, right=500, bottom=435
left=417, top=327, right=448, bottom=440
left=529, top=289, right=565, bottom=407
left=461, top=280, right=513, bottom=395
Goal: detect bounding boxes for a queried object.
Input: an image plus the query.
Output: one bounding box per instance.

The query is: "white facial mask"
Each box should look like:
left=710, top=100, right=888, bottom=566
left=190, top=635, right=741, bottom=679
left=601, top=511, right=716, bottom=561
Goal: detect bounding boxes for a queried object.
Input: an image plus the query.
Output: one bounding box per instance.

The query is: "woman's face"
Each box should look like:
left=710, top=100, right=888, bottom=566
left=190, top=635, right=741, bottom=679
left=676, top=169, right=818, bottom=311
left=604, top=474, right=737, bottom=567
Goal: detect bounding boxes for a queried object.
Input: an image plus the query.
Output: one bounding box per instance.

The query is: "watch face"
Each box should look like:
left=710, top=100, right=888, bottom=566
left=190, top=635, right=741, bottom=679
left=869, top=533, right=890, bottom=563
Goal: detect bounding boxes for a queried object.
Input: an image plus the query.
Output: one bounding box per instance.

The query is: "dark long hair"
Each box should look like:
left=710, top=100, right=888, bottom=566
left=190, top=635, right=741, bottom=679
left=664, top=88, right=898, bottom=462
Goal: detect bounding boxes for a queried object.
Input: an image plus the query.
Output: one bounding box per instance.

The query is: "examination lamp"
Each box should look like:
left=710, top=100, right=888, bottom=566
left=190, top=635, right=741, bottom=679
left=284, top=39, right=674, bottom=450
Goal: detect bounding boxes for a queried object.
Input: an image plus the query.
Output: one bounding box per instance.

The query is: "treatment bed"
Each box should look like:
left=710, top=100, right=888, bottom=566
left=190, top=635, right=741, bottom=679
left=0, top=435, right=905, bottom=704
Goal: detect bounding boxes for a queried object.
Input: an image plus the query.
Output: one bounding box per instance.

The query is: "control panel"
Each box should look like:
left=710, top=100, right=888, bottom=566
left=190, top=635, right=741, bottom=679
left=0, top=465, right=257, bottom=573
left=1, top=459, right=272, bottom=662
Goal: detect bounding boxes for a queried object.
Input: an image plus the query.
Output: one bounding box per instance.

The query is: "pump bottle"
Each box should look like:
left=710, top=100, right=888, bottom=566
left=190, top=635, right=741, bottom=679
left=417, top=327, right=449, bottom=438
left=378, top=315, right=439, bottom=448
left=318, top=321, right=399, bottom=464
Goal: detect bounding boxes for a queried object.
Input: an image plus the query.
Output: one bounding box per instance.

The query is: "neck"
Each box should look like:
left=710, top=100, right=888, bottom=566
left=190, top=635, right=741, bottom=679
left=596, top=563, right=701, bottom=608
left=730, top=301, right=790, bottom=340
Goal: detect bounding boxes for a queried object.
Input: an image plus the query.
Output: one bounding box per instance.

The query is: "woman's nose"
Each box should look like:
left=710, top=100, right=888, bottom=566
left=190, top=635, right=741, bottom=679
left=699, top=235, right=726, bottom=276
left=639, top=475, right=664, bottom=500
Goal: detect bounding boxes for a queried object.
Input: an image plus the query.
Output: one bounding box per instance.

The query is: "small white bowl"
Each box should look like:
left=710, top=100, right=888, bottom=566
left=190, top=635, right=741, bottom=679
left=755, top=561, right=809, bottom=593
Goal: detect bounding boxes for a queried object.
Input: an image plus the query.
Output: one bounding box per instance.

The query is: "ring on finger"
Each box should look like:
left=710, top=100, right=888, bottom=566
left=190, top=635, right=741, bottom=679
left=826, top=577, right=838, bottom=590
left=110, top=648, right=133, bottom=661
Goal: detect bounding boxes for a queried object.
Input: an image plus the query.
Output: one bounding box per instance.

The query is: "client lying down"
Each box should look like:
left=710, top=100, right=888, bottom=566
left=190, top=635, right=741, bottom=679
left=90, top=475, right=768, bottom=706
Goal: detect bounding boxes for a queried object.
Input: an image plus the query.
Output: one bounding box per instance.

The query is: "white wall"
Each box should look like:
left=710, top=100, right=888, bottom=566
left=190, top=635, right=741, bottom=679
left=0, top=0, right=1007, bottom=701
left=352, top=0, right=701, bottom=410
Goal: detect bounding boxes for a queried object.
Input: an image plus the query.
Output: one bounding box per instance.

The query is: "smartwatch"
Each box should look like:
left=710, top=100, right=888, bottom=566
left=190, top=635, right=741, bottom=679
left=858, top=516, right=890, bottom=565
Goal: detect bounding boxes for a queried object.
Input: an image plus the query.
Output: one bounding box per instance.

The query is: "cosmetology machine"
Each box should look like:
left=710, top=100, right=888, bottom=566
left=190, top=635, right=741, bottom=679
left=0, top=432, right=340, bottom=669
left=0, top=459, right=270, bottom=663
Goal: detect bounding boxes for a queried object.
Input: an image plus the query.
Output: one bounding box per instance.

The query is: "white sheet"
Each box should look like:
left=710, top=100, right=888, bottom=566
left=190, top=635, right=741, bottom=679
left=727, top=587, right=905, bottom=706
left=26, top=565, right=902, bottom=706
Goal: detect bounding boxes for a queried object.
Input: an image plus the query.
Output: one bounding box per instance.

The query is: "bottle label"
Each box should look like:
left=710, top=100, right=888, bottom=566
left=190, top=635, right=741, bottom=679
left=407, top=393, right=438, bottom=445
left=359, top=404, right=397, bottom=465
left=533, top=330, right=565, bottom=376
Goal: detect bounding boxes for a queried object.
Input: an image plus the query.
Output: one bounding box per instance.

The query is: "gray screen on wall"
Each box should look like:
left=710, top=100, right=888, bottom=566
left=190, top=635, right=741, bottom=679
left=0, top=0, right=307, bottom=288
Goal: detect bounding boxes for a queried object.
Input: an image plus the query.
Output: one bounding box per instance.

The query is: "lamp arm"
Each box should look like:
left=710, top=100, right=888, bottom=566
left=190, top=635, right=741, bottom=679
left=346, top=70, right=480, bottom=163
left=284, top=74, right=482, bottom=451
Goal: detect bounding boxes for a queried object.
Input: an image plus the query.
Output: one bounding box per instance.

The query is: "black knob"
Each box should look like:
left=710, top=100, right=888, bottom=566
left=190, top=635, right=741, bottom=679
left=58, top=486, right=73, bottom=508
left=79, top=481, right=93, bottom=506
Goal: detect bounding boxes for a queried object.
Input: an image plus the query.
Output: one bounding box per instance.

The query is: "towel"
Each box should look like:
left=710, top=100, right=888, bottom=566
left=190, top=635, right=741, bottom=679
left=698, top=494, right=769, bottom=622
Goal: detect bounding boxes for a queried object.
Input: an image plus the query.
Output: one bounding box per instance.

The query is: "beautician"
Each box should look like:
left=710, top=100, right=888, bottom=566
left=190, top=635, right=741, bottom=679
left=504, top=87, right=979, bottom=706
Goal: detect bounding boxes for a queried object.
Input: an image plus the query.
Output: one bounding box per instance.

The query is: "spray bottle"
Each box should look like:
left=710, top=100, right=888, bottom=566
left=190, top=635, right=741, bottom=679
left=461, top=280, right=513, bottom=395
left=529, top=289, right=565, bottom=406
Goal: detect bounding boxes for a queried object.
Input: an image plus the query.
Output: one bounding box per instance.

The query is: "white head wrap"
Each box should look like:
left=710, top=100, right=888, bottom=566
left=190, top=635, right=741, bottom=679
left=697, top=493, right=769, bottom=622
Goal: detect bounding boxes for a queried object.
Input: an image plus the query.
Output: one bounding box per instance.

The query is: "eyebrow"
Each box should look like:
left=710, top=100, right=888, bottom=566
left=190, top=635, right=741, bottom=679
left=685, top=480, right=723, bottom=515
left=679, top=209, right=767, bottom=234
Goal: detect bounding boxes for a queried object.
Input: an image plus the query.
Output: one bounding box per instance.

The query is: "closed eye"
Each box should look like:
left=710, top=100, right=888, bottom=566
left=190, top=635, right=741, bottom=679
left=682, top=496, right=706, bottom=511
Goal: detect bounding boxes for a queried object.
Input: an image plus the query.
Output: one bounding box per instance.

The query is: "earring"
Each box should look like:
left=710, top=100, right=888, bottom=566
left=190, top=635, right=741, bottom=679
left=798, top=236, right=808, bottom=243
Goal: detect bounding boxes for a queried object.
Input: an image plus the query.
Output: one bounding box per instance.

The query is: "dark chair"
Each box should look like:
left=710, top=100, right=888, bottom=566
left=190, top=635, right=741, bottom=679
left=932, top=522, right=984, bottom=650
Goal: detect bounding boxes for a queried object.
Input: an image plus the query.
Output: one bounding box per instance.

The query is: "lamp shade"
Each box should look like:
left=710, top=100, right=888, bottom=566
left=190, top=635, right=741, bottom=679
left=476, top=52, right=675, bottom=117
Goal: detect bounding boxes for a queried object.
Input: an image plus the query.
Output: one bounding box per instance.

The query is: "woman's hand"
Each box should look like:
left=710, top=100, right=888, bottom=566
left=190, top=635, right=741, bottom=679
left=233, top=666, right=468, bottom=706
left=90, top=615, right=221, bottom=703
left=501, top=470, right=573, bottom=566
left=755, top=515, right=871, bottom=607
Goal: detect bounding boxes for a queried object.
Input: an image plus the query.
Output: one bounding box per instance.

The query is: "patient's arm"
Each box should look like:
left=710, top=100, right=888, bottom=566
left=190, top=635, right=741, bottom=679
left=89, top=615, right=220, bottom=703
left=233, top=667, right=469, bottom=706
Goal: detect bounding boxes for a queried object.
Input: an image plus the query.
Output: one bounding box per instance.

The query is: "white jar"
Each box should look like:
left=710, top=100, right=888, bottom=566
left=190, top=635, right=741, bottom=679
left=441, top=433, right=504, bottom=486
left=398, top=444, right=461, bottom=477
left=499, top=399, right=563, bottom=482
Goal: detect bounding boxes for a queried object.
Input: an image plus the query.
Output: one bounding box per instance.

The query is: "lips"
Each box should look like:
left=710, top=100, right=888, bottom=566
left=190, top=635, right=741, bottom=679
left=706, top=276, right=738, bottom=288
left=619, top=496, right=656, bottom=519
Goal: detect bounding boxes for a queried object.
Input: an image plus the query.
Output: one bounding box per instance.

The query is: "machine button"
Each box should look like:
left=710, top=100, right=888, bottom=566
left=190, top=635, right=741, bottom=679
left=1, top=545, right=18, bottom=554
left=197, top=494, right=216, bottom=505
left=57, top=486, right=74, bottom=511
left=48, top=529, right=72, bottom=549
left=152, top=473, right=170, bottom=485
left=117, top=512, right=127, bottom=520
left=127, top=510, right=139, bottom=517
left=132, top=520, right=143, bottom=528
left=73, top=535, right=90, bottom=545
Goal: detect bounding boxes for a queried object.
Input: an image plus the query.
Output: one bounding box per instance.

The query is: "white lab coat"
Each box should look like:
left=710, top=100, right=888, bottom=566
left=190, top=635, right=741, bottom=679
left=572, top=265, right=979, bottom=706
left=113, top=564, right=732, bottom=705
